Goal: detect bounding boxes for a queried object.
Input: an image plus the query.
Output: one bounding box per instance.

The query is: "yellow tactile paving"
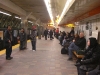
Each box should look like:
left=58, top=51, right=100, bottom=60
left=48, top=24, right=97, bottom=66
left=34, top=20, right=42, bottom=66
left=0, top=40, right=30, bottom=55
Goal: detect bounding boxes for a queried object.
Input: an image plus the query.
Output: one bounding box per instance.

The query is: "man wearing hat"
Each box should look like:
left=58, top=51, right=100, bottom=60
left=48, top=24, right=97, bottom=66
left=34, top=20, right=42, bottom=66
left=30, top=26, right=37, bottom=51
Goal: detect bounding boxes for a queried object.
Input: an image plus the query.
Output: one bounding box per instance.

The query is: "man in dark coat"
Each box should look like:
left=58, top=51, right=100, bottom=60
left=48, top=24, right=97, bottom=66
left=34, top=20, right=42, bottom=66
left=49, top=29, right=53, bottom=40
left=68, top=32, right=86, bottom=60
left=69, top=27, right=74, bottom=37
left=44, top=28, right=48, bottom=40
left=4, top=25, right=13, bottom=60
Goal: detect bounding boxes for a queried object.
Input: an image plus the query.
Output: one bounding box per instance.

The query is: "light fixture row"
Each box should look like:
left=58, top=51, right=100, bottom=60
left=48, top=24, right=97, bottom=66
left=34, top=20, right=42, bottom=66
left=28, top=21, right=33, bottom=24
left=15, top=16, right=21, bottom=19
left=0, top=11, right=11, bottom=16
left=58, top=0, right=75, bottom=24
left=44, top=0, right=54, bottom=25
left=44, top=0, right=75, bottom=25
left=0, top=10, right=21, bottom=20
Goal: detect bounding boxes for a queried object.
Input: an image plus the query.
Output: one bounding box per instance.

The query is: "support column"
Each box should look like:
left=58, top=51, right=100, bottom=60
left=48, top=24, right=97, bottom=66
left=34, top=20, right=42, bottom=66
left=37, top=26, right=42, bottom=39
left=20, top=12, right=33, bottom=49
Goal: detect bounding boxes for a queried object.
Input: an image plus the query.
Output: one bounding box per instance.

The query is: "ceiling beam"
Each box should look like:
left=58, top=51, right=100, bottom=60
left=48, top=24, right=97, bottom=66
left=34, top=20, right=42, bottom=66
left=0, top=0, right=26, bottom=16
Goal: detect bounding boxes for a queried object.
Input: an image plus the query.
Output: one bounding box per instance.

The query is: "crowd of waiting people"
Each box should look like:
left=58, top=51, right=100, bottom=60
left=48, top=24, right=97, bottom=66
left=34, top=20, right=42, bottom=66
left=4, top=26, right=100, bottom=75
left=55, top=27, right=100, bottom=75
left=44, top=28, right=54, bottom=40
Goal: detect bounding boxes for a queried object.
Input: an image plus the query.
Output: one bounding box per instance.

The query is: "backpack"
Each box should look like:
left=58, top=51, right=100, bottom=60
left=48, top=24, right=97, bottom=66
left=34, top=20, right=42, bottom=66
left=61, top=47, right=68, bottom=54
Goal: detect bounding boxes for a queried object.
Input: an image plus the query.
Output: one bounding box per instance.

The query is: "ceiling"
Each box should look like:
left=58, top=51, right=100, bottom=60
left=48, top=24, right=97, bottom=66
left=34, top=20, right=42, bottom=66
left=10, top=0, right=100, bottom=25
left=59, top=0, right=100, bottom=25
left=10, top=0, right=50, bottom=23
left=10, top=0, right=67, bottom=24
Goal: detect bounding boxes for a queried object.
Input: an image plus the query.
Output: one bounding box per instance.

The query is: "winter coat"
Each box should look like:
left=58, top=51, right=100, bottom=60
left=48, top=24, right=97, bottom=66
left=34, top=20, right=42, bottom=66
left=80, top=37, right=100, bottom=71
left=30, top=30, right=37, bottom=41
left=75, top=37, right=86, bottom=49
left=19, top=32, right=26, bottom=41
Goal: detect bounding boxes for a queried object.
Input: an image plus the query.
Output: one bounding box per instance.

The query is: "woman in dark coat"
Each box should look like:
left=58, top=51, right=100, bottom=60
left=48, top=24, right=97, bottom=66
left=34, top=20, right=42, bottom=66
left=76, top=37, right=100, bottom=75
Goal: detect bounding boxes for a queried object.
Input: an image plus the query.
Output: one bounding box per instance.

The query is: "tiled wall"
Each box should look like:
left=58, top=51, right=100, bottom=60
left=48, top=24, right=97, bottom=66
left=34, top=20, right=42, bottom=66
left=75, top=15, right=100, bottom=42
left=59, top=26, right=71, bottom=33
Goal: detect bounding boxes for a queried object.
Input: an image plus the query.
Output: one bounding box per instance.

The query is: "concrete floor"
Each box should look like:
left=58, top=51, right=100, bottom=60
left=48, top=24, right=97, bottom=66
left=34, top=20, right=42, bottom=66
left=0, top=37, right=77, bottom=75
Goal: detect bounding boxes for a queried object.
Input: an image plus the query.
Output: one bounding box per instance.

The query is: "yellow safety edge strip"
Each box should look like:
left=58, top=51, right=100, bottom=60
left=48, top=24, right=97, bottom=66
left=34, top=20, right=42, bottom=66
left=0, top=40, right=31, bottom=55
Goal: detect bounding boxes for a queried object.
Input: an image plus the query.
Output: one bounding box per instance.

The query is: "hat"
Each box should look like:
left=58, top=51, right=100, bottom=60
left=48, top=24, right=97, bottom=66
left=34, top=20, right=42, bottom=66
left=32, top=26, right=36, bottom=29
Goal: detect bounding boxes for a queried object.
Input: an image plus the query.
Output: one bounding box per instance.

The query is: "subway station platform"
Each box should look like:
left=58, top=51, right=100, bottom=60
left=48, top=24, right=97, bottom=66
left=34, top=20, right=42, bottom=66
left=0, top=38, right=77, bottom=75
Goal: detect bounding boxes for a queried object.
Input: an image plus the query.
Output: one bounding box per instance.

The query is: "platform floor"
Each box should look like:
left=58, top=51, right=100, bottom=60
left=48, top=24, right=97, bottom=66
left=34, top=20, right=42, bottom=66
left=0, top=38, right=77, bottom=75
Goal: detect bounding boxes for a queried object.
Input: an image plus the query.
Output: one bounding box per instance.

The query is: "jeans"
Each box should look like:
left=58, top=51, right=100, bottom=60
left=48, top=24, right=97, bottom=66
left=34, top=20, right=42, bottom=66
left=62, top=39, right=66, bottom=46
left=31, top=41, right=36, bottom=50
left=68, top=42, right=79, bottom=58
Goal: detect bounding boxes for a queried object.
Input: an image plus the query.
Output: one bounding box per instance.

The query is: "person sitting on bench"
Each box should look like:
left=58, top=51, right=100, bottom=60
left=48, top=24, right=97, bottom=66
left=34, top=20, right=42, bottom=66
left=76, top=37, right=100, bottom=75
left=67, top=32, right=86, bottom=61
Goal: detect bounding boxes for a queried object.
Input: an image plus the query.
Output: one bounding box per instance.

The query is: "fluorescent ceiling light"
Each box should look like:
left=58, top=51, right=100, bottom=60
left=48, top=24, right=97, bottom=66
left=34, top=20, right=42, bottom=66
left=28, top=21, right=33, bottom=24
left=58, top=0, right=75, bottom=24
left=15, top=16, right=21, bottom=19
left=44, top=0, right=54, bottom=25
left=36, top=23, right=39, bottom=26
left=0, top=11, right=11, bottom=16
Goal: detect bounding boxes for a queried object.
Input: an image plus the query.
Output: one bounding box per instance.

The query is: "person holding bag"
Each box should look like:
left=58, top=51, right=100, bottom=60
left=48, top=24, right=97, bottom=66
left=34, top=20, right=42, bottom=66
left=30, top=26, right=37, bottom=51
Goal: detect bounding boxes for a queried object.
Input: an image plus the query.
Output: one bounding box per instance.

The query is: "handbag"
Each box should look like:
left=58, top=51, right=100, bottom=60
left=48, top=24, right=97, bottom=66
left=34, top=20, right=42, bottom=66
left=80, top=65, right=87, bottom=71
left=80, top=64, right=97, bottom=71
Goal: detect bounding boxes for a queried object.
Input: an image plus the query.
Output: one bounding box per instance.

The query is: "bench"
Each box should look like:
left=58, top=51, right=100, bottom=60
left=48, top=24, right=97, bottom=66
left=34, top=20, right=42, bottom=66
left=73, top=51, right=84, bottom=58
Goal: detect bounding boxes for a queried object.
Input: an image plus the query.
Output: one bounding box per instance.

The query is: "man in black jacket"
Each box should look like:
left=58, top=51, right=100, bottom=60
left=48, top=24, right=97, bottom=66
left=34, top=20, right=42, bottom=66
left=69, top=27, right=74, bottom=37
left=44, top=28, right=48, bottom=40
left=68, top=32, right=86, bottom=60
left=4, top=26, right=13, bottom=60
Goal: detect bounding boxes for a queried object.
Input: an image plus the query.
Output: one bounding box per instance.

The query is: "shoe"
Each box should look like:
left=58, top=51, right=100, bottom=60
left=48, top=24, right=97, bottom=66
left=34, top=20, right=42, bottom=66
left=10, top=57, right=13, bottom=59
left=20, top=48, right=23, bottom=50
left=6, top=58, right=11, bottom=60
left=67, top=58, right=73, bottom=61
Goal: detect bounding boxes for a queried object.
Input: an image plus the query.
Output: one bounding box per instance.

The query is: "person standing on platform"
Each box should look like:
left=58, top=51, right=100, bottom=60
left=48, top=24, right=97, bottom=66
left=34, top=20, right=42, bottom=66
left=30, top=26, right=37, bottom=51
left=4, top=25, right=13, bottom=60
left=50, top=29, right=53, bottom=40
left=18, top=28, right=26, bottom=50
left=56, top=28, right=59, bottom=39
left=44, top=28, right=48, bottom=40
left=69, top=27, right=75, bottom=37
